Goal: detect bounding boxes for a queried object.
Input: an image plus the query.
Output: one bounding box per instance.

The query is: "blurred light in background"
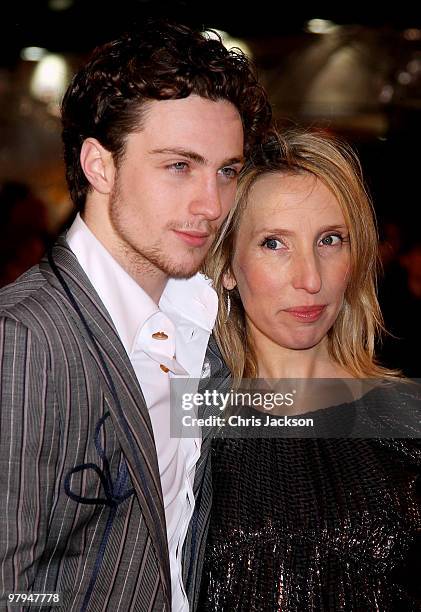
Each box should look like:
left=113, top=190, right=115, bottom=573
left=30, top=53, right=69, bottom=108
left=379, top=84, right=394, bottom=104
left=407, top=58, right=421, bottom=74
left=398, top=71, right=412, bottom=85
left=403, top=29, right=421, bottom=41
left=306, top=19, right=339, bottom=35
left=21, top=47, right=48, bottom=62
left=48, top=0, right=74, bottom=10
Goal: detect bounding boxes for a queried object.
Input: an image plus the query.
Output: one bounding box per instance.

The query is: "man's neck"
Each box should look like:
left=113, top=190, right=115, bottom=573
left=81, top=210, right=168, bottom=304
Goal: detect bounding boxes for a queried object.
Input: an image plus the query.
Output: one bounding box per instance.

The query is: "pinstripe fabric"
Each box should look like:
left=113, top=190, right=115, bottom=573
left=0, top=236, right=221, bottom=611
left=181, top=336, right=231, bottom=611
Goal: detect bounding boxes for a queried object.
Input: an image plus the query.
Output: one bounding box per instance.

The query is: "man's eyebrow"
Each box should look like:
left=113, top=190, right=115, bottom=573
left=223, top=156, right=245, bottom=166
left=148, top=147, right=244, bottom=167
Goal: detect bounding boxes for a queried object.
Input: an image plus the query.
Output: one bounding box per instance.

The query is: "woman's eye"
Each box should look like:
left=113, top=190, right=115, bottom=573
left=319, top=234, right=342, bottom=246
left=262, top=237, right=283, bottom=250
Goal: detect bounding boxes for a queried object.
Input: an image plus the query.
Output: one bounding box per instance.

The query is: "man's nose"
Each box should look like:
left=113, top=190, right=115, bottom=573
left=188, top=177, right=223, bottom=221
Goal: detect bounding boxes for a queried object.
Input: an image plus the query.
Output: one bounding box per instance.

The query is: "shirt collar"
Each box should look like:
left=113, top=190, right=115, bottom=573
left=160, top=274, right=217, bottom=334
left=66, top=214, right=217, bottom=354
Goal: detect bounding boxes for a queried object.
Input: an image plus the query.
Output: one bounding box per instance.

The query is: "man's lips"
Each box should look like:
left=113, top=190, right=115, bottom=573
left=173, top=229, right=211, bottom=247
left=283, top=305, right=327, bottom=322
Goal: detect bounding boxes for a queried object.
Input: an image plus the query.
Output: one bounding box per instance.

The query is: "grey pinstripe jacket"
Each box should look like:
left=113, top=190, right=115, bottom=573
left=0, top=236, right=229, bottom=611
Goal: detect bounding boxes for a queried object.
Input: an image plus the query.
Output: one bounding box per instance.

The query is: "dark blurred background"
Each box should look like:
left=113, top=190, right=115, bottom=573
left=1, top=1, right=421, bottom=375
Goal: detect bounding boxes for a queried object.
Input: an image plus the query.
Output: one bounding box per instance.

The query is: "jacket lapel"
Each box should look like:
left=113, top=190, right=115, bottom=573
left=40, top=237, right=171, bottom=602
left=182, top=334, right=231, bottom=608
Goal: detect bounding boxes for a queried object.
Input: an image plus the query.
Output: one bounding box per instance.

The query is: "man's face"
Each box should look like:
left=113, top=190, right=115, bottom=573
left=108, top=95, right=244, bottom=283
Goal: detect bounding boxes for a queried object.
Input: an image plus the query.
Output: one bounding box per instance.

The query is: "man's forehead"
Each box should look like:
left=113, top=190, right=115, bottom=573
left=129, top=96, right=244, bottom=161
left=140, top=95, right=243, bottom=131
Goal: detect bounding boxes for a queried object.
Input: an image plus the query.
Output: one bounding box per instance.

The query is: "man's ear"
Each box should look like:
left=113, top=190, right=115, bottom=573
left=80, top=138, right=115, bottom=195
left=223, top=269, right=237, bottom=290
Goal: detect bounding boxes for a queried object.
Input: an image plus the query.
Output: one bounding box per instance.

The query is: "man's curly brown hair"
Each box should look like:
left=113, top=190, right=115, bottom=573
left=61, top=19, right=272, bottom=210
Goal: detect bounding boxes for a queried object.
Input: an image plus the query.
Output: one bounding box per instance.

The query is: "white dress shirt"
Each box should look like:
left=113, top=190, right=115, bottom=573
left=67, top=214, right=217, bottom=611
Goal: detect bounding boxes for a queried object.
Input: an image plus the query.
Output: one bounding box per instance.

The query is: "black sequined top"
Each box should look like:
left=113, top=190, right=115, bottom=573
left=199, top=386, right=421, bottom=611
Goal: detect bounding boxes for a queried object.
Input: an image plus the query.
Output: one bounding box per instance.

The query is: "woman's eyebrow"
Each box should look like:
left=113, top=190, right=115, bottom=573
left=250, top=224, right=348, bottom=237
left=253, top=223, right=348, bottom=234
left=251, top=227, right=294, bottom=237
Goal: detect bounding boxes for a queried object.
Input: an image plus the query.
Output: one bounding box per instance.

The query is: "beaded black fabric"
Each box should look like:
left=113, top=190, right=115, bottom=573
left=199, top=388, right=421, bottom=611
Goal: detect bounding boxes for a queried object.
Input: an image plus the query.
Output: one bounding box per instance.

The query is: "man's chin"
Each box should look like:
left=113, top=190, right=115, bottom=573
left=164, top=263, right=202, bottom=280
left=155, top=255, right=203, bottom=279
left=140, top=248, right=206, bottom=280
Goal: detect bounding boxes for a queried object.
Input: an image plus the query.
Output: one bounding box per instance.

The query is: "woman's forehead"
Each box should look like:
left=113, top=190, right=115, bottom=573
left=241, top=172, right=345, bottom=226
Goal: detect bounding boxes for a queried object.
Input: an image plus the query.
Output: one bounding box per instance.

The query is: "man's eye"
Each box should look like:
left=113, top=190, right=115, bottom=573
left=319, top=234, right=343, bottom=246
left=219, top=167, right=238, bottom=179
left=262, top=237, right=283, bottom=250
left=169, top=162, right=189, bottom=172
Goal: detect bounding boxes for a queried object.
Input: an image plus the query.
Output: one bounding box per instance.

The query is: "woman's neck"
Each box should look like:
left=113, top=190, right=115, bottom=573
left=249, top=326, right=351, bottom=379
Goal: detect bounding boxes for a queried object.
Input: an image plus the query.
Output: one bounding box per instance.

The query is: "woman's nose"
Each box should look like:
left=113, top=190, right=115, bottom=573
left=291, top=251, right=322, bottom=294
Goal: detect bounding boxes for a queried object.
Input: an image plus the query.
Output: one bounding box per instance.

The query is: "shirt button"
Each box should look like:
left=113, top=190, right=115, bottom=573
left=160, top=364, right=170, bottom=373
left=152, top=331, right=168, bottom=340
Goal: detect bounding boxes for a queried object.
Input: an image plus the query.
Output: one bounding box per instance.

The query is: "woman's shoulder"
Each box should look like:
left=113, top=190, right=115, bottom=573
left=356, top=378, right=421, bottom=425
left=281, top=378, right=421, bottom=443
left=350, top=379, right=421, bottom=465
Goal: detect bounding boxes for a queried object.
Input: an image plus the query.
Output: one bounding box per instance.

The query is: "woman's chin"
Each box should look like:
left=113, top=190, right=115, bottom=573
left=280, top=333, right=327, bottom=352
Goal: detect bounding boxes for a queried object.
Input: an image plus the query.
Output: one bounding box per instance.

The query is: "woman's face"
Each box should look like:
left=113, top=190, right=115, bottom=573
left=226, top=172, right=351, bottom=351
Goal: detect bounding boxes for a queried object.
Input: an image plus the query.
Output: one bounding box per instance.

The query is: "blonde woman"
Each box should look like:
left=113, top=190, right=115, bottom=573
left=198, top=130, right=421, bottom=611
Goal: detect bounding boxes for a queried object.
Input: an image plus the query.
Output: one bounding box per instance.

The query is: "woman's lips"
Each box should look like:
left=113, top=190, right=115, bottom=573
left=173, top=230, right=209, bottom=247
left=283, top=305, right=327, bottom=322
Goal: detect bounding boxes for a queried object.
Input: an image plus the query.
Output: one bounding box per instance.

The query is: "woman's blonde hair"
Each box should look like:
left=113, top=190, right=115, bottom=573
left=203, top=128, right=398, bottom=381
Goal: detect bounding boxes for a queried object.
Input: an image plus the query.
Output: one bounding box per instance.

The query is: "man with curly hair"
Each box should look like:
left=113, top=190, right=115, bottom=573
left=0, top=19, right=271, bottom=612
